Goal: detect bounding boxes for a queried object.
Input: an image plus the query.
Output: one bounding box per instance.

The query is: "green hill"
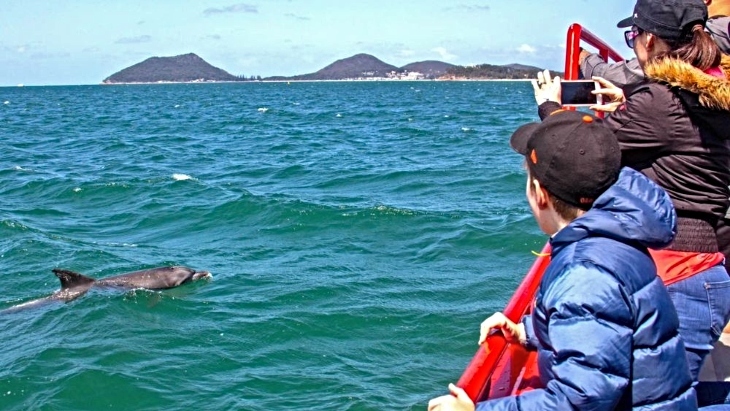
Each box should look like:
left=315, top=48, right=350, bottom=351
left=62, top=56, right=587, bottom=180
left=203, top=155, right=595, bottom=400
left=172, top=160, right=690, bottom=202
left=291, top=54, right=400, bottom=80
left=443, top=63, right=559, bottom=80
left=400, top=61, right=456, bottom=79
left=103, top=53, right=243, bottom=84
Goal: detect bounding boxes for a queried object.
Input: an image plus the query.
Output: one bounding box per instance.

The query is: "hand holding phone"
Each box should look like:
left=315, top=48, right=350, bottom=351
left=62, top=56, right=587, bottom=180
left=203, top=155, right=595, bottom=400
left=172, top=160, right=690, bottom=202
left=589, top=76, right=626, bottom=113
left=532, top=69, right=561, bottom=105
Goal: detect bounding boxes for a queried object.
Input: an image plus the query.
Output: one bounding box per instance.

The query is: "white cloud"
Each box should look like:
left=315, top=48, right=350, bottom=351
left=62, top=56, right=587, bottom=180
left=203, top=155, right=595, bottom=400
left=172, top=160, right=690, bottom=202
left=31, top=52, right=70, bottom=60
left=284, top=13, right=310, bottom=21
left=115, top=35, right=152, bottom=44
left=443, top=4, right=490, bottom=12
left=399, top=49, right=416, bottom=57
left=203, top=3, right=258, bottom=16
left=517, top=44, right=537, bottom=53
left=431, top=47, right=457, bottom=61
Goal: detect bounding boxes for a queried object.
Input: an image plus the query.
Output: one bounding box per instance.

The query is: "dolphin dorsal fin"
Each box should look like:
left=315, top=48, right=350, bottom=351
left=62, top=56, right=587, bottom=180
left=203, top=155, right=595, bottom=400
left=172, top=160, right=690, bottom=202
left=52, top=269, right=96, bottom=289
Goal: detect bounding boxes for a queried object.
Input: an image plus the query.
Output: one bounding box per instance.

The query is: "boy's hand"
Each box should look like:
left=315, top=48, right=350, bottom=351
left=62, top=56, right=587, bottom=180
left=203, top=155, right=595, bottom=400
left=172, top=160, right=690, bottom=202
left=478, top=312, right=526, bottom=345
left=427, top=384, right=475, bottom=411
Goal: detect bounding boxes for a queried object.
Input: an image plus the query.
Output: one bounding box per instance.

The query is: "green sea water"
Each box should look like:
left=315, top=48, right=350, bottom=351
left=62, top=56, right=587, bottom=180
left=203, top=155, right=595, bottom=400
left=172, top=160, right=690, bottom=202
left=0, top=82, right=546, bottom=410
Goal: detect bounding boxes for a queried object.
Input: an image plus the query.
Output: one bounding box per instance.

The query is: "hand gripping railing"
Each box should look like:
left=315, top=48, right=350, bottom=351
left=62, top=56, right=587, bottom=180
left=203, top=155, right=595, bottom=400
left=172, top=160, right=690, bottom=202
left=456, top=243, right=551, bottom=402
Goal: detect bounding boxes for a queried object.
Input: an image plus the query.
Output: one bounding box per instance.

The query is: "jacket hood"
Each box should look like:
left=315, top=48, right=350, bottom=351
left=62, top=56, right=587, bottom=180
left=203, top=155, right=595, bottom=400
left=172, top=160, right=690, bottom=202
left=643, top=55, right=730, bottom=137
left=552, top=168, right=677, bottom=252
left=643, top=55, right=730, bottom=111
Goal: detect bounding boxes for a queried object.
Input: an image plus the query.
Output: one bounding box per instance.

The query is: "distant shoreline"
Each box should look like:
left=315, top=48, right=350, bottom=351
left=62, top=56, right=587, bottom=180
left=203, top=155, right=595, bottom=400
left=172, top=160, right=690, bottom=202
left=0, top=78, right=535, bottom=87
left=99, top=78, right=534, bottom=85
left=84, top=52, right=554, bottom=87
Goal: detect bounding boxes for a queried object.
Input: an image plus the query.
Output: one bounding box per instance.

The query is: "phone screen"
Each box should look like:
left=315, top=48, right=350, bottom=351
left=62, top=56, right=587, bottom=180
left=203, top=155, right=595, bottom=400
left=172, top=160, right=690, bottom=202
left=561, top=81, right=598, bottom=106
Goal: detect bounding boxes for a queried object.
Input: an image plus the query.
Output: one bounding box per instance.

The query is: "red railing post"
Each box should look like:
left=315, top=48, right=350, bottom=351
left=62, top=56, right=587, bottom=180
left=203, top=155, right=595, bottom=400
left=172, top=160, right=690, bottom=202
left=565, top=23, right=624, bottom=80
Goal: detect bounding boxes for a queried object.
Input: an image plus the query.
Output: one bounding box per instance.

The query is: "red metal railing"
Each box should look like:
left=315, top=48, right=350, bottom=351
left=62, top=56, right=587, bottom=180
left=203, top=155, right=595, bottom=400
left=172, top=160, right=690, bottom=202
left=564, top=24, right=624, bottom=81
left=454, top=24, right=625, bottom=403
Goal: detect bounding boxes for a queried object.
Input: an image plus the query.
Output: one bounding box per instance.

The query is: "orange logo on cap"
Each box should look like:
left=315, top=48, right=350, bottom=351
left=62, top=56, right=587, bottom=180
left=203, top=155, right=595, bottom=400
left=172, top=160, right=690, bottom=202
left=582, top=115, right=593, bottom=123
left=530, top=149, right=538, bottom=164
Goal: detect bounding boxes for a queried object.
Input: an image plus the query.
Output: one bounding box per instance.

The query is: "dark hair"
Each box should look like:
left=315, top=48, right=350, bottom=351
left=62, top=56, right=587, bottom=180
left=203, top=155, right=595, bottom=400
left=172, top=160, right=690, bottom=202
left=659, top=24, right=722, bottom=70
left=525, top=162, right=583, bottom=221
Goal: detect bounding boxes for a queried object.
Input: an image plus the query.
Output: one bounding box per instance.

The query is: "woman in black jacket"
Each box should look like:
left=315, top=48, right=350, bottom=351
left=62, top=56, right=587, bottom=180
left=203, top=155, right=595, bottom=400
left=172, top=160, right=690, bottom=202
left=533, top=0, right=730, bottom=394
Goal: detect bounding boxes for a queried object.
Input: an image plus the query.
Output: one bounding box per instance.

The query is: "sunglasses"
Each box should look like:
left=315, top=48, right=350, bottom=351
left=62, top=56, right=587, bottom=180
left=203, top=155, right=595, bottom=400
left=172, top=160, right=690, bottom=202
left=624, top=26, right=644, bottom=49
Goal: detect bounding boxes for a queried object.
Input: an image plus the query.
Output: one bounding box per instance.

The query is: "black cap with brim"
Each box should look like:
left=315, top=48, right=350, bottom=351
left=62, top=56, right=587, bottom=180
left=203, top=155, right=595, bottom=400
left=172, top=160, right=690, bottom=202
left=614, top=0, right=708, bottom=41
left=617, top=16, right=634, bottom=28
left=509, top=122, right=541, bottom=155
left=506, top=110, right=621, bottom=210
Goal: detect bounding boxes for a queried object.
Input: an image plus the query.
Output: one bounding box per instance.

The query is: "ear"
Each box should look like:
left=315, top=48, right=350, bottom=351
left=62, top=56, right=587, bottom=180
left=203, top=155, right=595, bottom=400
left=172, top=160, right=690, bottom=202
left=705, top=0, right=712, bottom=6
left=645, top=33, right=656, bottom=51
left=532, top=179, right=551, bottom=210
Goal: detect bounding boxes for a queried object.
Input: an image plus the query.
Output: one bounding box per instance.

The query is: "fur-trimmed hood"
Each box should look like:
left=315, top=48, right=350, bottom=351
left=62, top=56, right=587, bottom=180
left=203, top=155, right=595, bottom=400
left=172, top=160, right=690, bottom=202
left=643, top=55, right=730, bottom=137
left=643, top=55, right=730, bottom=111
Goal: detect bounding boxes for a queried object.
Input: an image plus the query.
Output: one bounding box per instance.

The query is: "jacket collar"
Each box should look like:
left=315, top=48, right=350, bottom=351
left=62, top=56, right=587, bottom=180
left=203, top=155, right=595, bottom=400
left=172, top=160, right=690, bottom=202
left=643, top=54, right=730, bottom=111
left=550, top=168, right=677, bottom=257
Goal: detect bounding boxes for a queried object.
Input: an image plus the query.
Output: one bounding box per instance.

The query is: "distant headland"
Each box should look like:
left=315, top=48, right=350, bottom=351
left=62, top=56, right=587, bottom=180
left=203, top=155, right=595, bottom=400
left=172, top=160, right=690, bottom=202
left=102, top=52, right=552, bottom=84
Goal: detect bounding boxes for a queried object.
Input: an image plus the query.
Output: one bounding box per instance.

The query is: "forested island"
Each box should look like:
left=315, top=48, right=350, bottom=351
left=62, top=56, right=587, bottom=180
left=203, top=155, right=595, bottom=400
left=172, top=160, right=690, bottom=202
left=443, top=63, right=549, bottom=80
left=103, top=53, right=246, bottom=84
left=102, top=53, right=553, bottom=84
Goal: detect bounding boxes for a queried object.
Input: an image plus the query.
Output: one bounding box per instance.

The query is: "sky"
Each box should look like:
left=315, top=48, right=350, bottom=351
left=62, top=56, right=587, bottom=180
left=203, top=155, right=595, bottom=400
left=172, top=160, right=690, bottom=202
left=0, top=1, right=638, bottom=86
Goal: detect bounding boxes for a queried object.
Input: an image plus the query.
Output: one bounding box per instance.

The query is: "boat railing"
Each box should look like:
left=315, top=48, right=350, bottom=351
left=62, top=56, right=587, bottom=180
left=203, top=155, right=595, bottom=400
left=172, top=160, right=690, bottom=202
left=455, top=24, right=625, bottom=403
left=564, top=23, right=624, bottom=80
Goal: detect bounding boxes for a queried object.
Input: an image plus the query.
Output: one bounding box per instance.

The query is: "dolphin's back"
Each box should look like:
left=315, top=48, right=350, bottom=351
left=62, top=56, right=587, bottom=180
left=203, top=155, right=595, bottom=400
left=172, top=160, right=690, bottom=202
left=95, top=266, right=203, bottom=290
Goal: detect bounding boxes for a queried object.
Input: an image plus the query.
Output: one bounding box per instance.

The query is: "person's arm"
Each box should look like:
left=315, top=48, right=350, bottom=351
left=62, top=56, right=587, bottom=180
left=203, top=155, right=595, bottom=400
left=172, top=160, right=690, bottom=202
left=600, top=84, right=673, bottom=167
left=474, top=263, right=633, bottom=411
left=537, top=101, right=561, bottom=120
left=537, top=81, right=672, bottom=167
left=706, top=17, right=730, bottom=55
left=580, top=53, right=645, bottom=90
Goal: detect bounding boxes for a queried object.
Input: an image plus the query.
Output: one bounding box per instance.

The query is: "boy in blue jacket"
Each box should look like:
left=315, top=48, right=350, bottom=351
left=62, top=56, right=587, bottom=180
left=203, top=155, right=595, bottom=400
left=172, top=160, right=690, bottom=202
left=428, top=111, right=696, bottom=410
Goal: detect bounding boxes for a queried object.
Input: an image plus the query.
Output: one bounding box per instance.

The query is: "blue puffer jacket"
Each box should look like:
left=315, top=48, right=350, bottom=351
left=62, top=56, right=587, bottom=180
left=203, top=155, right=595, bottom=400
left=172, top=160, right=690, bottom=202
left=477, top=168, right=697, bottom=411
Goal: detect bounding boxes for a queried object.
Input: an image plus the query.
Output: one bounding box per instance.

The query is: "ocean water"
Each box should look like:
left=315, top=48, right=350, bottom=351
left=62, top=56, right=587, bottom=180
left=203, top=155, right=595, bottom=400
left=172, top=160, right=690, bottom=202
left=0, top=81, right=545, bottom=410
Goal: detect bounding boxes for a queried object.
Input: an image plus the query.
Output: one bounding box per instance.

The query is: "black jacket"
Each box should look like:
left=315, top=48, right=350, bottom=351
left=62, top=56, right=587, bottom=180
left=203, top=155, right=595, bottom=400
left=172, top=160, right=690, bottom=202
left=540, top=56, right=730, bottom=253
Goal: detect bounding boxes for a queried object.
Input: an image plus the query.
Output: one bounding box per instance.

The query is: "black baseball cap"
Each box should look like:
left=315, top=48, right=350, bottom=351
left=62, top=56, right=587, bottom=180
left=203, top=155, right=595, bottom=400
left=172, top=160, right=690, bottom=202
left=510, top=110, right=621, bottom=210
left=617, top=0, right=707, bottom=43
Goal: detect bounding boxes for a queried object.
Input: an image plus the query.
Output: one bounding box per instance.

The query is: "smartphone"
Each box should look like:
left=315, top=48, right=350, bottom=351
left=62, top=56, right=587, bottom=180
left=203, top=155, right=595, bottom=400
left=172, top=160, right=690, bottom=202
left=561, top=80, right=602, bottom=107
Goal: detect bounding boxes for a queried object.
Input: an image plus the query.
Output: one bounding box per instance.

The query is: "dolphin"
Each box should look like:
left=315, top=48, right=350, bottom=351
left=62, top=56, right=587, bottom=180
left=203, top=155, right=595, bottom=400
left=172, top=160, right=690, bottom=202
left=2, top=266, right=211, bottom=313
